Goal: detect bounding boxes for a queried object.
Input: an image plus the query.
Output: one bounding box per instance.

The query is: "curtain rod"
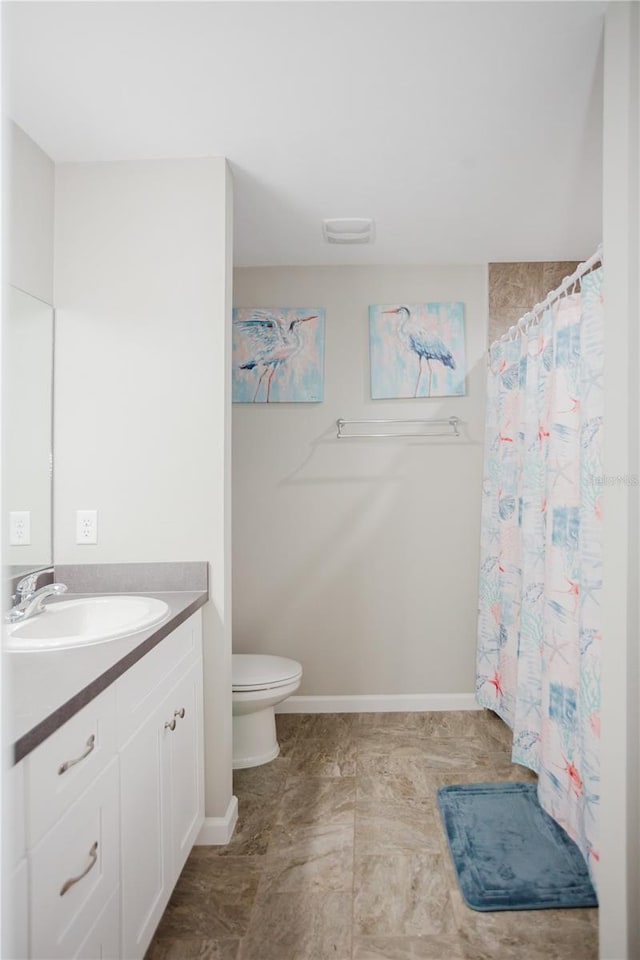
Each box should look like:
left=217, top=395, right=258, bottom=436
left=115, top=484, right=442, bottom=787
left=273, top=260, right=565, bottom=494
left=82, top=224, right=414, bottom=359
left=490, top=243, right=603, bottom=350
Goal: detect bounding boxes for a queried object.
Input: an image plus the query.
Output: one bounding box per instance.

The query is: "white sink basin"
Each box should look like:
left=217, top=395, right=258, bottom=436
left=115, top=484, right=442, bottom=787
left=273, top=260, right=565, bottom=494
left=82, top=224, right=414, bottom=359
left=5, top=595, right=170, bottom=651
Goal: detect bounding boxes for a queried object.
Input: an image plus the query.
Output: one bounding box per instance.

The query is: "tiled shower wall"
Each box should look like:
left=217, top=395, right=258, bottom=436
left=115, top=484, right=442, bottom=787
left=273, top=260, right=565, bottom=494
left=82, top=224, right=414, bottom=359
left=488, top=261, right=579, bottom=347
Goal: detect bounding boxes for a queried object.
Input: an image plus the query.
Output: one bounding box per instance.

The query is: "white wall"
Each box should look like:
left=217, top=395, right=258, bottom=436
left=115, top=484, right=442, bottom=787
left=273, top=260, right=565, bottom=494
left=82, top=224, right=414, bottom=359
left=53, top=158, right=233, bottom=821
left=4, top=287, right=53, bottom=568
left=600, top=4, right=640, bottom=958
left=233, top=265, right=487, bottom=699
left=7, top=122, right=54, bottom=303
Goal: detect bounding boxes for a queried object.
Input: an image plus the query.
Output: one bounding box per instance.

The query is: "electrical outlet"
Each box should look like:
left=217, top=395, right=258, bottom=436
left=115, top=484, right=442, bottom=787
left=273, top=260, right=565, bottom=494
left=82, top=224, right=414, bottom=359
left=76, top=509, right=98, bottom=544
left=9, top=511, right=31, bottom=545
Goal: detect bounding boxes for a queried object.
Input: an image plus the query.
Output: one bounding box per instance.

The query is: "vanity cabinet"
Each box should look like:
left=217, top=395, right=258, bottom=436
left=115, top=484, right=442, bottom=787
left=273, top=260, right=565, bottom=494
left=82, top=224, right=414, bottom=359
left=14, top=609, right=204, bottom=960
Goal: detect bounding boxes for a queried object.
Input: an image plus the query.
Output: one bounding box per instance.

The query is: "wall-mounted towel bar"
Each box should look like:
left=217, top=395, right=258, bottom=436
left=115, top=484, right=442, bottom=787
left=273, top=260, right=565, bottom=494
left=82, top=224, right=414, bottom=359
left=336, top=417, right=462, bottom=439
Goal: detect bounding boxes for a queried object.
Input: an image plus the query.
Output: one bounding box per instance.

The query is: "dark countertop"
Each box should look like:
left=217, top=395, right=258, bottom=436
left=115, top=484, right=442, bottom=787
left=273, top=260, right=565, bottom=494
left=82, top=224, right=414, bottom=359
left=10, top=589, right=208, bottom=763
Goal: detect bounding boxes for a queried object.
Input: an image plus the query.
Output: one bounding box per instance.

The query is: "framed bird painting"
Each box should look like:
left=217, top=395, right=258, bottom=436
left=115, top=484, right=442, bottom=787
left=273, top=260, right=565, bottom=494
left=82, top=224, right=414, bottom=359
left=369, top=301, right=466, bottom=399
left=232, top=307, right=326, bottom=403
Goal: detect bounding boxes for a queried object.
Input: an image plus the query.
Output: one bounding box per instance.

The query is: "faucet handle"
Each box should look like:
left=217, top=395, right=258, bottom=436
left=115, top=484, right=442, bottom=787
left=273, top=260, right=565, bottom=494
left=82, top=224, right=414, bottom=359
left=48, top=584, right=68, bottom=597
left=16, top=573, right=39, bottom=602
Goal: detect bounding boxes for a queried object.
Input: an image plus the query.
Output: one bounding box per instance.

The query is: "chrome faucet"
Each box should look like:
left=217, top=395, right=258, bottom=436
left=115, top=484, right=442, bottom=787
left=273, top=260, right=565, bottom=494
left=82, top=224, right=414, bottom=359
left=6, top=577, right=68, bottom=624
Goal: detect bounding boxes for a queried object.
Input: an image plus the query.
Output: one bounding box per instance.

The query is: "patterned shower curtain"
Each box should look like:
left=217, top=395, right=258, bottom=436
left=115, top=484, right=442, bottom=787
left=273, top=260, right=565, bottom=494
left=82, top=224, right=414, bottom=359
left=476, top=266, right=603, bottom=888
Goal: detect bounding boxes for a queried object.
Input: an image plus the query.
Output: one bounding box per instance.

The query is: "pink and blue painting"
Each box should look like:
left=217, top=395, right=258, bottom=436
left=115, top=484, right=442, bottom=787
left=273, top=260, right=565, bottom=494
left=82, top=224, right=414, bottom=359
left=369, top=302, right=466, bottom=399
left=232, top=307, right=325, bottom=403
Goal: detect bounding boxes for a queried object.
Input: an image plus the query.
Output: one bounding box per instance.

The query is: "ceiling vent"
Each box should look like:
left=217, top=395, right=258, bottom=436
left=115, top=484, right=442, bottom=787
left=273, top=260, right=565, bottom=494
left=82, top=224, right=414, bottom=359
left=322, top=218, right=376, bottom=244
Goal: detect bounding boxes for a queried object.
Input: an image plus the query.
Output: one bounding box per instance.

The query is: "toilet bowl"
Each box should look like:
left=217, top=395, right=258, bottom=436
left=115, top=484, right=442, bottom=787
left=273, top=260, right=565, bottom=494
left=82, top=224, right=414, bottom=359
left=232, top=654, right=302, bottom=769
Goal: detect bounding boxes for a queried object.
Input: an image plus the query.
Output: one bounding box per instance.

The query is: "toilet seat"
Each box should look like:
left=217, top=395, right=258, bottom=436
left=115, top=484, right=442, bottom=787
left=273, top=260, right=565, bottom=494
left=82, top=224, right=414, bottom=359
left=232, top=654, right=302, bottom=692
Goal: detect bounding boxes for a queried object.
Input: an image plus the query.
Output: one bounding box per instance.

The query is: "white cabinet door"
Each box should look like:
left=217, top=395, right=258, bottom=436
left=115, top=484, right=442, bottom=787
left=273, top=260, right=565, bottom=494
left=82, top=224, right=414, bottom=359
left=119, top=697, right=170, bottom=960
left=167, top=661, right=204, bottom=877
left=120, top=650, right=204, bottom=960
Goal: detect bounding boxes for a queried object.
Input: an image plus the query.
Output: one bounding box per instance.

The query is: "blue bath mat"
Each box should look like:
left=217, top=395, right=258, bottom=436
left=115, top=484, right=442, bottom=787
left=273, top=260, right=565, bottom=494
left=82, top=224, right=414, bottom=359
left=437, top=782, right=598, bottom=911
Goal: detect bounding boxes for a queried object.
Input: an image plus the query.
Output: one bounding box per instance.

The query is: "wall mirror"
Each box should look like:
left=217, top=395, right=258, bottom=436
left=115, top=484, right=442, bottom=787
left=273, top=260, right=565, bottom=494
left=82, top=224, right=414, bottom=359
left=4, top=285, right=54, bottom=578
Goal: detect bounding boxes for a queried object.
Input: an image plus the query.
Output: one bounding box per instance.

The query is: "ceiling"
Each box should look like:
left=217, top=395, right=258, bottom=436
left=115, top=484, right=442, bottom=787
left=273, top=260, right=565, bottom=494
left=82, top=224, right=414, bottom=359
left=3, top=1, right=605, bottom=266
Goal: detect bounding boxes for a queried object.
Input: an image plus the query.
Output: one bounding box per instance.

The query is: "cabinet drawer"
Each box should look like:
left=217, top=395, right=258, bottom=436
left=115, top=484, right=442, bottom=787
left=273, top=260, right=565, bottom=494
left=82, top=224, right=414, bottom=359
left=116, top=611, right=202, bottom=747
left=26, top=685, right=117, bottom=847
left=30, top=757, right=119, bottom=960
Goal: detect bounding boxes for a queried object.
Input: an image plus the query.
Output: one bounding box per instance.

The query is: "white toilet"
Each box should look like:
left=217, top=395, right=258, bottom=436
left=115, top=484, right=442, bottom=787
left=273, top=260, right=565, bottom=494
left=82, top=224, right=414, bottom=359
left=232, top=654, right=302, bottom=769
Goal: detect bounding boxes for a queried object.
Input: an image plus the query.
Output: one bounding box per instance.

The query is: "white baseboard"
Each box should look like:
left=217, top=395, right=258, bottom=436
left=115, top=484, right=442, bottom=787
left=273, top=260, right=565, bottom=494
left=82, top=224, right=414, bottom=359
left=195, top=795, right=238, bottom=845
left=276, top=693, right=478, bottom=713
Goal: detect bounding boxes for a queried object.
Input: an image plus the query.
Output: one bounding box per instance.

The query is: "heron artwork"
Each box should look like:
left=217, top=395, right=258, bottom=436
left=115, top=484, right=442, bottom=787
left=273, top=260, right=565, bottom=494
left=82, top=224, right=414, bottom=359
left=369, top=301, right=466, bottom=399
left=232, top=308, right=325, bottom=403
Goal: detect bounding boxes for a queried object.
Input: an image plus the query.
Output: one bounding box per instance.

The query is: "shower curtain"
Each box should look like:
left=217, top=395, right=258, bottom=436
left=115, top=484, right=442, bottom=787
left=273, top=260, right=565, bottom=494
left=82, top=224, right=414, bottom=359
left=476, top=266, right=603, bottom=888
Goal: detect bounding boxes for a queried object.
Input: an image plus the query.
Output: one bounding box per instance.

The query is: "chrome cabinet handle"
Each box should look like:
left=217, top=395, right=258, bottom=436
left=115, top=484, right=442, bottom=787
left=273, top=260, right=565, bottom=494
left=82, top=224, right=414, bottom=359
left=165, top=707, right=186, bottom=731
left=60, top=842, right=98, bottom=896
left=58, top=735, right=96, bottom=775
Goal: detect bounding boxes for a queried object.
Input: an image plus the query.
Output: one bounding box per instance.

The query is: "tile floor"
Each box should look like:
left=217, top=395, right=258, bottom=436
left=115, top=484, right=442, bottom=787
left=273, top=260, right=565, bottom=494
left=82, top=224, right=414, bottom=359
left=146, top=710, right=598, bottom=960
